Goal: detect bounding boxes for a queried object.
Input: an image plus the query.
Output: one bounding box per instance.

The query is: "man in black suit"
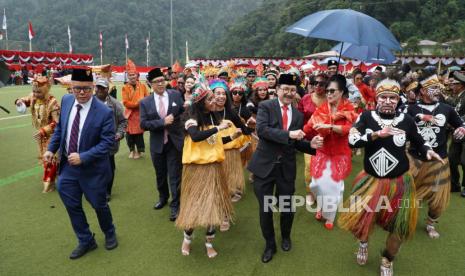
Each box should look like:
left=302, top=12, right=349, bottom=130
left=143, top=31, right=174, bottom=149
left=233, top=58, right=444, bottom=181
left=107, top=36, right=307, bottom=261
left=247, top=74, right=323, bottom=263
left=140, top=68, right=185, bottom=221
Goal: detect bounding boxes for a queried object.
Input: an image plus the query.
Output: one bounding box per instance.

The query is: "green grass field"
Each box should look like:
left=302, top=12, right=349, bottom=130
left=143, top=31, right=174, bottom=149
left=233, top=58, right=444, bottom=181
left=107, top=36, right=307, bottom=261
left=1, top=85, right=464, bottom=275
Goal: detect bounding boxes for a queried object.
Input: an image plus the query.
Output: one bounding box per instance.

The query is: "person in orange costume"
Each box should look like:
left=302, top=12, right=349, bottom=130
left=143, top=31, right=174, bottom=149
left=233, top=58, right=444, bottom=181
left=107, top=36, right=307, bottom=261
left=122, top=59, right=149, bottom=159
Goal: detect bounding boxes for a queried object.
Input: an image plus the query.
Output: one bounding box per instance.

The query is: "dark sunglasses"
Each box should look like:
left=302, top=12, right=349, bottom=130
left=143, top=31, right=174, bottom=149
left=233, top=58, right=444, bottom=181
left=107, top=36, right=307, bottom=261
left=314, top=81, right=326, bottom=87
left=231, top=91, right=244, bottom=96
left=326, top=88, right=338, bottom=94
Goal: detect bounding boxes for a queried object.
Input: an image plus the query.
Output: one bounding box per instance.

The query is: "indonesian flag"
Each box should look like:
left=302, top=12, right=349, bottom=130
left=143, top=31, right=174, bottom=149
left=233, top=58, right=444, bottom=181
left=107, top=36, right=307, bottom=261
left=125, top=34, right=129, bottom=49
left=99, top=31, right=103, bottom=49
left=28, top=21, right=35, bottom=40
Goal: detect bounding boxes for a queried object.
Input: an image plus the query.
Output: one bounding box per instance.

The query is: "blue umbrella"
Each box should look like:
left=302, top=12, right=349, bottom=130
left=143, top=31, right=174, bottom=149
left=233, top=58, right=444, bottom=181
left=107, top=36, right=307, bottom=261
left=331, top=42, right=396, bottom=64
left=286, top=9, right=401, bottom=50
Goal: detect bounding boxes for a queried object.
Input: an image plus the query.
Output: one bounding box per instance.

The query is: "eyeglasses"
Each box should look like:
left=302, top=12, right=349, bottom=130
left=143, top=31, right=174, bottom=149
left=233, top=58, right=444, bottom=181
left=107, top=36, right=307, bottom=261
left=151, top=79, right=166, bottom=84
left=325, top=88, right=339, bottom=94
left=280, top=87, right=297, bottom=93
left=314, top=81, right=326, bottom=87
left=72, top=86, right=93, bottom=93
left=231, top=91, right=244, bottom=96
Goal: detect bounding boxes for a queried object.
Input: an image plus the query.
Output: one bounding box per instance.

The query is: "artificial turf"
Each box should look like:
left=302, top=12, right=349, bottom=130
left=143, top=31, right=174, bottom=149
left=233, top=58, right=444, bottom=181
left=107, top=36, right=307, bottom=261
left=0, top=85, right=464, bottom=275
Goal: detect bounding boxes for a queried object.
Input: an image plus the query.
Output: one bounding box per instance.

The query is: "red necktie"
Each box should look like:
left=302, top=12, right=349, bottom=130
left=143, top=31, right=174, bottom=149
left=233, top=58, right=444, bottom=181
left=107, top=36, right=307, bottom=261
left=68, top=104, right=82, bottom=153
left=282, top=105, right=288, bottom=131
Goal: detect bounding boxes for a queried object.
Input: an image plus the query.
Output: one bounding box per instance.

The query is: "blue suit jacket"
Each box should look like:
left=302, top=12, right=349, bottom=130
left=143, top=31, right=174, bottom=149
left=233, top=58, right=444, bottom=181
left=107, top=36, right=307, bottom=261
left=48, top=94, right=115, bottom=180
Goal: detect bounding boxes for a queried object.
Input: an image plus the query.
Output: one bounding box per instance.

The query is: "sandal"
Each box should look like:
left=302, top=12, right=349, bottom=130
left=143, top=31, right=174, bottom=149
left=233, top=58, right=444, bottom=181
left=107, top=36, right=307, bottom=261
left=315, top=211, right=322, bottom=221
left=231, top=193, right=242, bottom=203
left=356, top=242, right=368, bottom=266
left=205, top=235, right=217, bottom=258
left=181, top=232, right=192, bottom=256
left=324, top=221, right=334, bottom=230
left=220, top=219, right=230, bottom=232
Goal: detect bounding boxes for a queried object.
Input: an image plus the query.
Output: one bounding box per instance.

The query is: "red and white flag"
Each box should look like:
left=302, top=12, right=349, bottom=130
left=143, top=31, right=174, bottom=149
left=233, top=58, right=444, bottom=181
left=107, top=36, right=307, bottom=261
left=125, top=34, right=129, bottom=49
left=28, top=21, right=35, bottom=40
left=99, top=32, right=103, bottom=49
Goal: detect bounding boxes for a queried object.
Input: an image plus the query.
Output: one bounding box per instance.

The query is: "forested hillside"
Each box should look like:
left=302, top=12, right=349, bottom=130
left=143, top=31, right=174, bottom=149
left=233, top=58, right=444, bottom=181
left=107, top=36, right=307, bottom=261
left=0, top=0, right=262, bottom=65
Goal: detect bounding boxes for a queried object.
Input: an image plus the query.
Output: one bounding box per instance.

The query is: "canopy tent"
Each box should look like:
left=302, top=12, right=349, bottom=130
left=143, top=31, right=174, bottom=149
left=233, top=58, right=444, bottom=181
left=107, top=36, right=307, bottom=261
left=0, top=50, right=93, bottom=71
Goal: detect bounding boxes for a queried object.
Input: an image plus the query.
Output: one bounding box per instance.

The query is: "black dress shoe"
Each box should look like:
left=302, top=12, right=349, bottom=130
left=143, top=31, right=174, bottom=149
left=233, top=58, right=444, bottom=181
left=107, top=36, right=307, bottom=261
left=153, top=201, right=167, bottom=210
left=169, top=209, right=178, bottom=221
left=451, top=184, right=461, bottom=192
left=281, top=238, right=292, bottom=251
left=261, top=247, right=277, bottom=263
left=69, top=239, right=97, bottom=259
left=105, top=234, right=118, bottom=250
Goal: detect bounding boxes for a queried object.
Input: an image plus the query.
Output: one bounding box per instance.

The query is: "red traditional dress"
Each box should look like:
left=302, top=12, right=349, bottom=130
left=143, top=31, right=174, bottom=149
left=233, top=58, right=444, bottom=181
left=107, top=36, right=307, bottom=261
left=356, top=82, right=376, bottom=110
left=303, top=98, right=358, bottom=222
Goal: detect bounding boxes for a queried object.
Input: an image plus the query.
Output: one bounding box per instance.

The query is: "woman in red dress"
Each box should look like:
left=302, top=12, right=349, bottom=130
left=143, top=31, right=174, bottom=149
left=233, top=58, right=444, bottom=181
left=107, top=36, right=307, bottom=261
left=298, top=73, right=328, bottom=204
left=353, top=69, right=376, bottom=110
left=303, top=74, right=358, bottom=230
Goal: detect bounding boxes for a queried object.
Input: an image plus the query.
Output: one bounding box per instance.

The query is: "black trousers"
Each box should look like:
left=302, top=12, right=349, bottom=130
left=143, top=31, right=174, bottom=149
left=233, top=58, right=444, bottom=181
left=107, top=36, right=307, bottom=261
left=253, top=163, right=295, bottom=249
left=150, top=140, right=182, bottom=210
left=107, top=155, right=116, bottom=195
left=449, top=141, right=465, bottom=190
left=126, top=134, right=145, bottom=152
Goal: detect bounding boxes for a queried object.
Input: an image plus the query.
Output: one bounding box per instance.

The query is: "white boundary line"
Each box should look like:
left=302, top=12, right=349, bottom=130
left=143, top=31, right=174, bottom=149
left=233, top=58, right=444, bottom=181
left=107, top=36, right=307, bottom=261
left=0, top=114, right=31, bottom=121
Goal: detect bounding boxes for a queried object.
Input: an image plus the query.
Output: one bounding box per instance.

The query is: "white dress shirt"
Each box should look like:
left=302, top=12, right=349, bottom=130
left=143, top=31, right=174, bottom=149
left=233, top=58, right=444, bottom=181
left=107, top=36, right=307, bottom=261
left=154, top=91, right=169, bottom=117
left=66, top=97, right=93, bottom=153
left=278, top=99, right=292, bottom=130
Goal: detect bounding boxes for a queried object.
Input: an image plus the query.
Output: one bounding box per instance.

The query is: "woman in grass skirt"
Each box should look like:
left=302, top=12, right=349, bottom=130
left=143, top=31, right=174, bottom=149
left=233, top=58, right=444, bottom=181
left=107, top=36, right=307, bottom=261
left=338, top=79, right=443, bottom=275
left=229, top=78, right=256, bottom=167
left=211, top=79, right=254, bottom=201
left=176, top=83, right=241, bottom=258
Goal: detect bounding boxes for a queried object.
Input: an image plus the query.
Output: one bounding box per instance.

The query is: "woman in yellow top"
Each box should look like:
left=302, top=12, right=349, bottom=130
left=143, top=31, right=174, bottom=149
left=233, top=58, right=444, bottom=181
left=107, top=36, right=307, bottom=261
left=176, top=83, right=241, bottom=259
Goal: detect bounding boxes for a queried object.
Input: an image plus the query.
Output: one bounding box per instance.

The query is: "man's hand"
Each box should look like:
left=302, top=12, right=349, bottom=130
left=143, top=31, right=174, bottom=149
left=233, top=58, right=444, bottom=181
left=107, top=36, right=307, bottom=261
left=68, top=153, right=82, bottom=166
left=43, top=151, right=54, bottom=163
left=115, top=133, right=122, bottom=141
left=164, top=114, right=174, bottom=125
left=426, top=149, right=445, bottom=164
left=246, top=117, right=256, bottom=127
left=289, top=130, right=305, bottom=140
left=33, top=130, right=42, bottom=142
left=376, top=127, right=405, bottom=138
left=231, top=129, right=242, bottom=140
left=16, top=99, right=24, bottom=106
left=453, top=127, right=465, bottom=140
left=218, top=120, right=231, bottom=130
left=310, top=135, right=324, bottom=149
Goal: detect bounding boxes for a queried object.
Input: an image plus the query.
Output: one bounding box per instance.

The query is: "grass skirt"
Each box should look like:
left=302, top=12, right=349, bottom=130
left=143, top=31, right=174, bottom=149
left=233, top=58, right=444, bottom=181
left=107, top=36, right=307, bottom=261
left=176, top=163, right=233, bottom=230
left=409, top=156, right=450, bottom=218
left=338, top=171, right=418, bottom=241
left=223, top=149, right=245, bottom=195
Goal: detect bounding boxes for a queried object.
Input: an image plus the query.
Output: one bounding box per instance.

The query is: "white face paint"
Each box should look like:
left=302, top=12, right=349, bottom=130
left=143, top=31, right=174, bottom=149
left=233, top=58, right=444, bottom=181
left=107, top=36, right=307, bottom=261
left=376, top=93, right=399, bottom=114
